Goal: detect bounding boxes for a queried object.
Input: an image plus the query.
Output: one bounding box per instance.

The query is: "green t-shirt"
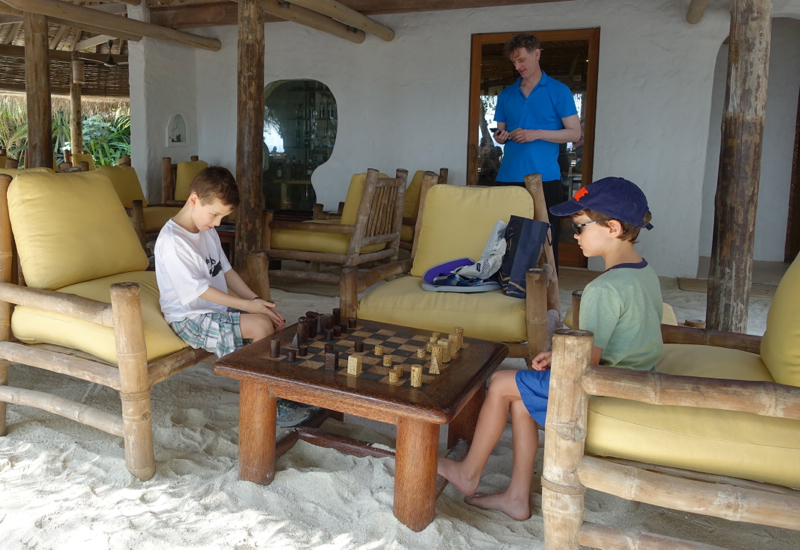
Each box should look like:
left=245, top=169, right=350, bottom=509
left=579, top=261, right=664, bottom=371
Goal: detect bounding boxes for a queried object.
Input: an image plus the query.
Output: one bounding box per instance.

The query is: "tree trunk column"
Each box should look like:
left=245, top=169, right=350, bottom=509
left=24, top=13, right=52, bottom=169
left=234, top=0, right=265, bottom=271
left=707, top=0, right=772, bottom=333
left=70, top=53, right=83, bottom=155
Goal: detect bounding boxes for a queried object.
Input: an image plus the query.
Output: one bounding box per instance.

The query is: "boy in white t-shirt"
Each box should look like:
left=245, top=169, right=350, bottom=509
left=156, top=166, right=315, bottom=426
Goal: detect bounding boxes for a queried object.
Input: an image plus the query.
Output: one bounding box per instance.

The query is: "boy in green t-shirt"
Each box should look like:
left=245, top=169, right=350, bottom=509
left=437, top=177, right=663, bottom=520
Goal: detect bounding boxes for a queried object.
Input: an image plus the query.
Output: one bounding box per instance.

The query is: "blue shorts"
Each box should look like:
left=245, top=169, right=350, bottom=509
left=515, top=369, right=551, bottom=426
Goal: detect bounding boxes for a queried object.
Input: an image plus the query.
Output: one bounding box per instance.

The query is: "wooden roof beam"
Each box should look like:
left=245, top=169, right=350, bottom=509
left=0, top=0, right=221, bottom=51
left=686, top=0, right=709, bottom=24
left=0, top=42, right=127, bottom=63
left=74, top=33, right=114, bottom=51
left=1, top=20, right=19, bottom=43
left=238, top=0, right=365, bottom=44
left=0, top=3, right=141, bottom=42
left=288, top=0, right=393, bottom=41
left=49, top=23, right=68, bottom=49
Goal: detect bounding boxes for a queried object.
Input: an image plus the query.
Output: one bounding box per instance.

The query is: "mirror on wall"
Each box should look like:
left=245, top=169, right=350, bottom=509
left=263, top=80, right=337, bottom=213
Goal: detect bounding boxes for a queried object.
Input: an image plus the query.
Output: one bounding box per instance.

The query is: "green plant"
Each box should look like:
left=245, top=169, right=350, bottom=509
left=80, top=114, right=131, bottom=167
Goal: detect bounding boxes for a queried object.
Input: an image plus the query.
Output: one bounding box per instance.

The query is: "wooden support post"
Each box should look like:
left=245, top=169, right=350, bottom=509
left=23, top=12, right=52, bottom=169
left=525, top=268, right=548, bottom=360
left=69, top=53, right=83, bottom=155
left=0, top=175, right=12, bottom=436
left=393, top=417, right=439, bottom=532
left=542, top=329, right=594, bottom=550
left=707, top=0, right=772, bottom=333
left=162, top=157, right=173, bottom=204
left=246, top=250, right=272, bottom=302
left=132, top=200, right=146, bottom=247
left=234, top=0, right=265, bottom=271
left=110, top=282, right=155, bottom=481
left=339, top=266, right=358, bottom=319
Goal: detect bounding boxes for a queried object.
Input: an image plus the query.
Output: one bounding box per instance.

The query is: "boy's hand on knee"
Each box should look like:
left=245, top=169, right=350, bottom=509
left=244, top=298, right=285, bottom=327
left=531, top=351, right=552, bottom=371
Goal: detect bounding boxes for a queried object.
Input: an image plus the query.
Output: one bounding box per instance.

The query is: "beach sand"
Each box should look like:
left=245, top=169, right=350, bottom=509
left=1, top=285, right=797, bottom=550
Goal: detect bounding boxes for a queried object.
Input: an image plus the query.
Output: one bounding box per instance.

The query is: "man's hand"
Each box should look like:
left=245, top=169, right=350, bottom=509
left=508, top=128, right=539, bottom=143
left=493, top=128, right=509, bottom=144
left=531, top=351, right=552, bottom=371
left=244, top=298, right=285, bottom=328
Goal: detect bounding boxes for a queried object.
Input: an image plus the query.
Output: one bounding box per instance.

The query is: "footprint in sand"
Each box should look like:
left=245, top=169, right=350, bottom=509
left=139, top=492, right=159, bottom=505
left=170, top=409, right=206, bottom=429
left=167, top=458, right=197, bottom=476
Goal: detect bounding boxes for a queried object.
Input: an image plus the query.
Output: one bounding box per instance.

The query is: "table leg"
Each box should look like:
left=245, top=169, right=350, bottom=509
left=238, top=380, right=277, bottom=485
left=447, top=385, right=485, bottom=449
left=393, top=416, right=439, bottom=532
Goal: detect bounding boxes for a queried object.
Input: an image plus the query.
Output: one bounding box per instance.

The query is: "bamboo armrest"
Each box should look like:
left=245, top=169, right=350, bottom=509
left=358, top=258, right=413, bottom=292
left=312, top=203, right=345, bottom=221
left=164, top=200, right=185, bottom=207
left=0, top=282, right=114, bottom=327
left=271, top=220, right=355, bottom=235
left=581, top=364, right=800, bottom=420
left=660, top=324, right=761, bottom=354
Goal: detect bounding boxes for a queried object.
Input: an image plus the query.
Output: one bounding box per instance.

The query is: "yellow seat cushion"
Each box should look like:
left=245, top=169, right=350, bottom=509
left=0, top=168, right=52, bottom=178
left=339, top=172, right=389, bottom=226
left=175, top=160, right=208, bottom=201
left=585, top=343, right=800, bottom=488
left=401, top=224, right=414, bottom=243
left=411, top=185, right=534, bottom=277
left=71, top=153, right=96, bottom=171
left=142, top=206, right=181, bottom=232
left=761, top=255, right=800, bottom=386
left=8, top=170, right=149, bottom=290
left=97, top=165, right=147, bottom=208
left=402, top=170, right=425, bottom=219
left=12, top=271, right=187, bottom=365
left=271, top=219, right=385, bottom=255
left=358, top=275, right=528, bottom=342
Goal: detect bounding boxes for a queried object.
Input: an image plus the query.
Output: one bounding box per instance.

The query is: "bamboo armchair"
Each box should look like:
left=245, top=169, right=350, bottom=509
left=400, top=168, right=448, bottom=250
left=349, top=173, right=560, bottom=360
left=543, top=320, right=800, bottom=548
left=0, top=171, right=212, bottom=482
left=161, top=155, right=208, bottom=206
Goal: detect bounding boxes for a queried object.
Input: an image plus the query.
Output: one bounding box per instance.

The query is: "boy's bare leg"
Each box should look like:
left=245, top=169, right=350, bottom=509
left=464, top=398, right=537, bottom=520
left=239, top=313, right=276, bottom=342
left=437, top=370, right=520, bottom=496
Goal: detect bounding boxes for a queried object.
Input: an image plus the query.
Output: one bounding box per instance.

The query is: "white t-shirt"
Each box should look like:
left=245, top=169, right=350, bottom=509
left=155, top=219, right=232, bottom=323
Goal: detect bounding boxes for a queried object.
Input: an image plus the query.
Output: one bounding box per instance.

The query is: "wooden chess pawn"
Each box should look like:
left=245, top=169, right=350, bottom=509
left=354, top=341, right=364, bottom=353
left=325, top=350, right=339, bottom=370
left=297, top=317, right=309, bottom=345
left=270, top=337, right=281, bottom=358
left=306, top=313, right=318, bottom=338
left=298, top=345, right=308, bottom=357
left=332, top=325, right=342, bottom=337
left=324, top=328, right=334, bottom=341
left=374, top=344, right=384, bottom=356
left=415, top=348, right=426, bottom=359
left=332, top=307, right=341, bottom=326
left=437, top=339, right=451, bottom=362
left=321, top=314, right=332, bottom=332
left=383, top=355, right=393, bottom=367
left=393, top=364, right=403, bottom=377
left=388, top=370, right=400, bottom=384
left=348, top=318, right=357, bottom=329
left=428, top=356, right=440, bottom=375
left=431, top=345, right=444, bottom=373
left=449, top=333, right=459, bottom=351
left=324, top=343, right=335, bottom=353
left=432, top=332, right=441, bottom=340
left=286, top=349, right=297, bottom=362
left=410, top=365, right=423, bottom=387
left=347, top=355, right=363, bottom=376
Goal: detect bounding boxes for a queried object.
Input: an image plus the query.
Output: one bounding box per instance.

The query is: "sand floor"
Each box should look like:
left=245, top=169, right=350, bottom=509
left=1, top=284, right=797, bottom=550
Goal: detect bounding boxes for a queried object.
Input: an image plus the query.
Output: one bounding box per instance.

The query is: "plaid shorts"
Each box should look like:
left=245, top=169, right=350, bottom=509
left=169, top=308, right=244, bottom=358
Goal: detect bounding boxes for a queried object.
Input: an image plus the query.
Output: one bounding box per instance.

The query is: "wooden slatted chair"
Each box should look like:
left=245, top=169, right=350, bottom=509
left=543, top=258, right=800, bottom=549
left=346, top=173, right=560, bottom=360
left=250, top=168, right=408, bottom=313
left=400, top=168, right=448, bottom=251
left=0, top=170, right=212, bottom=482
left=161, top=155, right=208, bottom=206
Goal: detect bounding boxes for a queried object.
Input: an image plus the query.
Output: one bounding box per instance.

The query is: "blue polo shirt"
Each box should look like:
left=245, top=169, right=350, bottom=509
left=494, top=72, right=577, bottom=182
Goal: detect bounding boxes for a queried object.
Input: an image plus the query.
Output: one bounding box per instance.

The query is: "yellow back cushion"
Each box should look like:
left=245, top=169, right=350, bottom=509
left=71, top=153, right=96, bottom=171
left=402, top=170, right=426, bottom=219
left=97, top=165, right=147, bottom=208
left=175, top=160, right=208, bottom=201
left=340, top=172, right=389, bottom=226
left=761, top=255, right=800, bottom=386
left=411, top=185, right=534, bottom=278
left=8, top=170, right=149, bottom=290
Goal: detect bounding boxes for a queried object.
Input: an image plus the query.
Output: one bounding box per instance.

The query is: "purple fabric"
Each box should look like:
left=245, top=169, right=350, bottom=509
left=423, top=258, right=474, bottom=285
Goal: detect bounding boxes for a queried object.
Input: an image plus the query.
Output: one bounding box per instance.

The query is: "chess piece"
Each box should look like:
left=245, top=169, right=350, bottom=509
left=298, top=345, right=308, bottom=357
left=321, top=314, right=332, bottom=332
left=354, top=341, right=364, bottom=353
left=432, top=332, right=441, bottom=340
left=389, top=370, right=400, bottom=384
left=332, top=325, right=342, bottom=338
left=297, top=317, right=309, bottom=345
left=411, top=365, right=423, bottom=387
left=286, top=349, right=297, bottom=362
left=347, top=355, right=363, bottom=376
left=394, top=365, right=403, bottom=377
left=374, top=344, right=384, bottom=356
left=431, top=345, right=444, bottom=369
left=383, top=355, right=393, bottom=367
left=306, top=313, right=318, bottom=338
left=454, top=327, right=464, bottom=350
left=448, top=333, right=459, bottom=351
left=416, top=348, right=426, bottom=359
left=324, top=343, right=335, bottom=353
left=438, top=339, right=451, bottom=363
left=270, top=338, right=281, bottom=358
left=348, top=318, right=357, bottom=329
left=429, top=356, right=440, bottom=375
left=425, top=341, right=433, bottom=353
left=325, top=328, right=334, bottom=341
left=290, top=333, right=299, bottom=348
left=332, top=307, right=341, bottom=326
left=325, top=350, right=339, bottom=370
left=339, top=323, right=348, bottom=335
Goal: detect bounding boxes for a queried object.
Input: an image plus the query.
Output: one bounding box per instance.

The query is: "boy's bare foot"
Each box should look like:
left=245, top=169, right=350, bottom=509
left=464, top=491, right=531, bottom=521
left=437, top=457, right=480, bottom=496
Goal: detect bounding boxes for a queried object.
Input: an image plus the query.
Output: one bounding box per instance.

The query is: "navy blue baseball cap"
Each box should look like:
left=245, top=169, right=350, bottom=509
left=549, top=177, right=653, bottom=229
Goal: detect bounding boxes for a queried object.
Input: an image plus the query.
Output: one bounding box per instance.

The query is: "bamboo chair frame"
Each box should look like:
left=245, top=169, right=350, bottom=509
left=0, top=174, right=213, bottom=481
left=161, top=155, right=200, bottom=206
left=250, top=168, right=409, bottom=314
left=340, top=172, right=561, bottom=361
left=399, top=168, right=449, bottom=251
left=543, top=318, right=800, bottom=549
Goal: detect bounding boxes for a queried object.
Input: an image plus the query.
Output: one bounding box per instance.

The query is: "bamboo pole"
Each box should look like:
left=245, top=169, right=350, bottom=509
left=524, top=173, right=561, bottom=313
left=0, top=341, right=121, bottom=389
left=23, top=12, right=52, bottom=169
left=271, top=220, right=355, bottom=234
left=660, top=324, right=762, bottom=354
left=70, top=54, right=83, bottom=154
left=0, top=386, right=124, bottom=437
left=579, top=522, right=726, bottom=550
left=707, top=0, right=772, bottom=333
left=0, top=174, right=9, bottom=436
left=161, top=157, right=173, bottom=204
left=578, top=456, right=800, bottom=530
left=147, top=347, right=212, bottom=387
left=525, top=268, right=548, bottom=360
left=110, top=282, right=155, bottom=481
left=132, top=200, right=146, bottom=247
left=542, top=329, right=594, bottom=550
left=245, top=250, right=272, bottom=302
left=571, top=290, right=582, bottom=329
left=0, top=282, right=115, bottom=326
left=685, top=0, right=710, bottom=24
left=248, top=0, right=365, bottom=44
left=234, top=0, right=265, bottom=271
left=411, top=171, right=439, bottom=260
left=287, top=0, right=394, bottom=41
left=581, top=364, right=800, bottom=420
left=340, top=266, right=358, bottom=319
left=3, top=0, right=221, bottom=52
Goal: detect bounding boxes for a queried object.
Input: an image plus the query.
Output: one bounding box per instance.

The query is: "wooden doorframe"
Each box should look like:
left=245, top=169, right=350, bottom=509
left=785, top=87, right=800, bottom=262
left=467, top=28, right=600, bottom=187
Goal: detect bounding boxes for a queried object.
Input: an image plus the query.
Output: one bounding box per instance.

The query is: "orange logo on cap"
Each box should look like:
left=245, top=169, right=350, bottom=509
left=574, top=187, right=589, bottom=201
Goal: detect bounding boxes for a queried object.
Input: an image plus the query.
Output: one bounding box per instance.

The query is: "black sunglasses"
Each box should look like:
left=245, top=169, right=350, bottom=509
left=572, top=220, right=599, bottom=235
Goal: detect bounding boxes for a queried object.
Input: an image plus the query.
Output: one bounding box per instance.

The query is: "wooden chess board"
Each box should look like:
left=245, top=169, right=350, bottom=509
left=273, top=323, right=468, bottom=389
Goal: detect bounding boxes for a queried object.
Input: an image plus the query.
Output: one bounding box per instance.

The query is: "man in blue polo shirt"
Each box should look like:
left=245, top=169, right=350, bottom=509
left=493, top=33, right=581, bottom=268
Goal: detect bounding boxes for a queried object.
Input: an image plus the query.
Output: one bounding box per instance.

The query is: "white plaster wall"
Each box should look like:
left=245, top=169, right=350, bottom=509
left=699, top=17, right=800, bottom=263
left=131, top=0, right=800, bottom=277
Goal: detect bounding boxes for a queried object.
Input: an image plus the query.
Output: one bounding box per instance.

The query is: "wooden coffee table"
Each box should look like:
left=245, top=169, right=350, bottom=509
left=214, top=318, right=507, bottom=532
